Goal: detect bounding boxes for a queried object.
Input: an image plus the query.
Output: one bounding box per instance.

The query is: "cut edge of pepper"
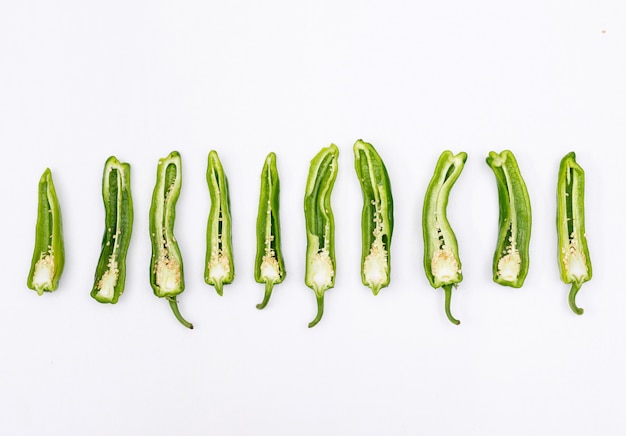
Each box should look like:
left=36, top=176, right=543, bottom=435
left=91, top=156, right=133, bottom=304
left=28, top=167, right=64, bottom=295
left=205, top=150, right=235, bottom=295
left=557, top=152, right=591, bottom=314
left=304, top=144, right=338, bottom=328
left=149, top=151, right=184, bottom=297
left=354, top=139, right=393, bottom=296
left=486, top=150, right=531, bottom=288
left=423, top=151, right=466, bottom=290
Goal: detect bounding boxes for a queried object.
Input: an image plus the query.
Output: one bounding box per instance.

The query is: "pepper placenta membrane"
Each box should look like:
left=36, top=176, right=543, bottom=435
left=422, top=151, right=467, bottom=325
left=255, top=152, right=285, bottom=309
left=91, top=156, right=134, bottom=304
left=486, top=150, right=531, bottom=288
left=27, top=168, right=65, bottom=295
left=205, top=150, right=235, bottom=295
left=304, top=144, right=339, bottom=328
left=353, top=139, right=393, bottom=295
left=149, top=151, right=193, bottom=329
left=557, top=152, right=592, bottom=315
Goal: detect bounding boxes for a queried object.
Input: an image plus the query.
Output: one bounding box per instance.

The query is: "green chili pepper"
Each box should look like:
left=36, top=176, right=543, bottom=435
left=205, top=150, right=235, bottom=296
left=91, top=156, right=133, bottom=304
left=27, top=168, right=65, bottom=295
left=353, top=139, right=393, bottom=295
left=149, top=151, right=193, bottom=329
left=557, top=152, right=592, bottom=315
left=304, top=144, right=339, bottom=328
left=255, top=152, right=285, bottom=309
left=422, top=151, right=467, bottom=325
left=486, top=150, right=532, bottom=288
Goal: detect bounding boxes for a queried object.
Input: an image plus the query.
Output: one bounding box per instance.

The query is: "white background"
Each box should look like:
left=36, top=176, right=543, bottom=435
left=2, top=1, right=626, bottom=435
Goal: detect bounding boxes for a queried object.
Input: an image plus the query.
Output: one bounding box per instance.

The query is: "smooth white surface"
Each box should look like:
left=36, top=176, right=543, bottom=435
left=2, top=1, right=626, bottom=435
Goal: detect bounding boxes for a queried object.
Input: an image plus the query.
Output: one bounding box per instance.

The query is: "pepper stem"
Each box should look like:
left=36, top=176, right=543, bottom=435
left=214, top=280, right=224, bottom=296
left=168, top=297, right=194, bottom=329
left=308, top=292, right=325, bottom=328
left=443, top=285, right=460, bottom=325
left=256, top=281, right=274, bottom=310
left=371, top=284, right=382, bottom=296
left=568, top=281, right=584, bottom=315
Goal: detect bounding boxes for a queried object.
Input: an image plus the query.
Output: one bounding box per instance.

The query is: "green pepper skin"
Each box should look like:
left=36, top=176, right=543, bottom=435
left=254, top=152, right=285, bottom=309
left=149, top=151, right=193, bottom=329
left=27, top=168, right=65, bottom=295
left=91, top=156, right=134, bottom=304
left=304, top=144, right=339, bottom=328
left=422, top=151, right=467, bottom=325
left=486, top=150, right=532, bottom=288
left=204, top=150, right=235, bottom=296
left=353, top=139, right=394, bottom=295
left=557, top=152, right=592, bottom=315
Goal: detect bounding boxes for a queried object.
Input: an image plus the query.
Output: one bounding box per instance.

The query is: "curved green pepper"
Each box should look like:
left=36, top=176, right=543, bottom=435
left=353, top=139, right=393, bottom=295
left=423, top=151, right=467, bottom=325
left=486, top=150, right=531, bottom=288
left=304, top=144, right=339, bottom=328
left=557, top=152, right=592, bottom=315
left=255, top=152, right=285, bottom=309
left=205, top=150, right=235, bottom=296
left=91, top=156, right=134, bottom=304
left=27, top=168, right=65, bottom=295
left=149, top=151, right=193, bottom=329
